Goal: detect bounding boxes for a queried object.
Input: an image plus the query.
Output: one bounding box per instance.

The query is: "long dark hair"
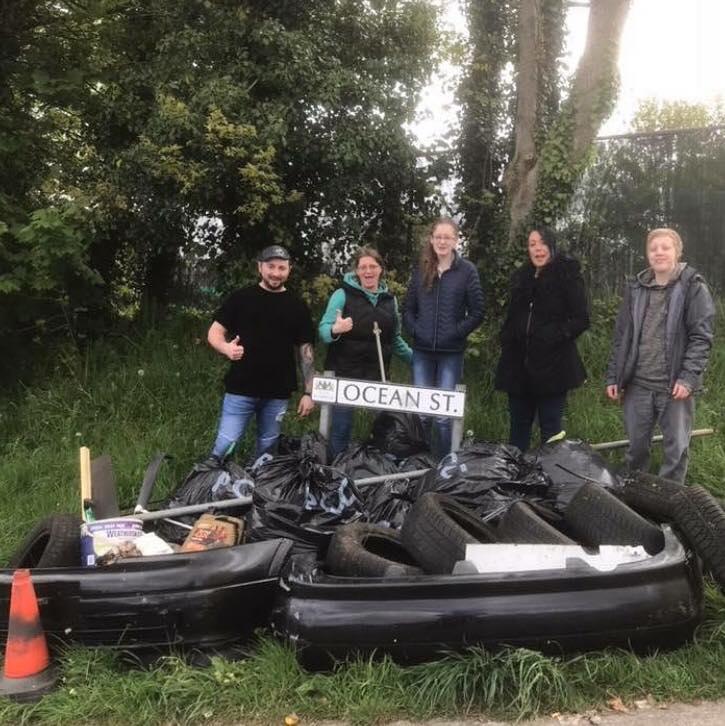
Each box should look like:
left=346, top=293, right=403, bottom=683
left=529, top=225, right=557, bottom=258
left=420, top=217, right=459, bottom=290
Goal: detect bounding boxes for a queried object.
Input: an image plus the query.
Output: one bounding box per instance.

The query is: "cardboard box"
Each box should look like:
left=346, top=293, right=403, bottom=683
left=180, top=513, right=244, bottom=552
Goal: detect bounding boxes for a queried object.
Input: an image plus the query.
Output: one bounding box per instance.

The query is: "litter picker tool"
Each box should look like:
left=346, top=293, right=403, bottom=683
left=372, top=321, right=386, bottom=383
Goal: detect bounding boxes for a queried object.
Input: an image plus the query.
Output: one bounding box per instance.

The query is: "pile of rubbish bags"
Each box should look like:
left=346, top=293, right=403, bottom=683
left=156, top=411, right=624, bottom=557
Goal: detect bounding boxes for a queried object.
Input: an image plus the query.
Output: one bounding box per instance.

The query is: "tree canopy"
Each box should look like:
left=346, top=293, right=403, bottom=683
left=1, top=0, right=441, bottom=343
left=6, top=0, right=721, bottom=368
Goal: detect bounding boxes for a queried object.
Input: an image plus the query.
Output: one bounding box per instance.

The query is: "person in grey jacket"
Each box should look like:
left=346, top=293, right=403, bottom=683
left=605, top=228, right=715, bottom=483
left=403, top=217, right=484, bottom=457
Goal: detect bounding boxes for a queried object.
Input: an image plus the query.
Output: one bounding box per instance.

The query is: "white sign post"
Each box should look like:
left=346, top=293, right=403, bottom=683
left=312, top=371, right=467, bottom=452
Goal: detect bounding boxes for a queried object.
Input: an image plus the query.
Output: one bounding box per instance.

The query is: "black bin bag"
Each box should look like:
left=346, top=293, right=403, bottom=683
left=415, top=441, right=551, bottom=521
left=274, top=431, right=329, bottom=465
left=528, top=439, right=623, bottom=512
left=399, top=452, right=437, bottom=473
left=332, top=443, right=399, bottom=482
left=156, top=458, right=254, bottom=543
left=369, top=412, right=430, bottom=460
left=333, top=443, right=420, bottom=530
left=247, top=435, right=365, bottom=556
left=360, top=478, right=417, bottom=530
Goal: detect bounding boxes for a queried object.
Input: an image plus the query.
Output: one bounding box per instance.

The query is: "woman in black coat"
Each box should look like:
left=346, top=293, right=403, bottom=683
left=494, top=227, right=589, bottom=451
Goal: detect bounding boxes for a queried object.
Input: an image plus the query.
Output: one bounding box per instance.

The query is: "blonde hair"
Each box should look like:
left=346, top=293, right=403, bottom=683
left=646, top=228, right=683, bottom=260
left=420, top=217, right=459, bottom=290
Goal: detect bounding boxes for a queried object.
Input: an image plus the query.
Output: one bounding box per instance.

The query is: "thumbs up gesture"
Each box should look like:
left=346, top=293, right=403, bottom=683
left=226, top=335, right=245, bottom=361
left=332, top=309, right=353, bottom=335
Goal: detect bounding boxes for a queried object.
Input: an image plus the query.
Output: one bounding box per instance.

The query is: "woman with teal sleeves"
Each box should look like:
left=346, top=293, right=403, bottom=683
left=319, top=246, right=412, bottom=457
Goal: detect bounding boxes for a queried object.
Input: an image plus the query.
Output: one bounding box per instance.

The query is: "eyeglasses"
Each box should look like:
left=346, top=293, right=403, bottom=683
left=432, top=235, right=457, bottom=242
left=357, top=264, right=381, bottom=272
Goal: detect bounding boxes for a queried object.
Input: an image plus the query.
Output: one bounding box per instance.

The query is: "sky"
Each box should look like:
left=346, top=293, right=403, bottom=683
left=412, top=0, right=725, bottom=144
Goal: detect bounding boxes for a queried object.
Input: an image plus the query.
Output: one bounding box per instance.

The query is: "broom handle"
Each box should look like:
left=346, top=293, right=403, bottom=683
left=590, top=428, right=714, bottom=451
left=79, top=446, right=92, bottom=520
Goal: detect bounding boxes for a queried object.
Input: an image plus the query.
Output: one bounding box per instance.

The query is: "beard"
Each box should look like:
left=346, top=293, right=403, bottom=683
left=260, top=276, right=286, bottom=291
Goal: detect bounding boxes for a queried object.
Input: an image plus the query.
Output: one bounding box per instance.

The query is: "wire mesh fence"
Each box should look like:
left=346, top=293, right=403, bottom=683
left=563, top=125, right=725, bottom=297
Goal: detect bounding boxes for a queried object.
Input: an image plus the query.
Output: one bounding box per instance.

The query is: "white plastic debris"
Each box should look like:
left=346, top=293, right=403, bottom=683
left=457, top=542, right=649, bottom=574
left=133, top=532, right=175, bottom=556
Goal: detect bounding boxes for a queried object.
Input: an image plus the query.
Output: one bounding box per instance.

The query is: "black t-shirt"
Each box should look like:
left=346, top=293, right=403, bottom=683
left=213, top=285, right=314, bottom=398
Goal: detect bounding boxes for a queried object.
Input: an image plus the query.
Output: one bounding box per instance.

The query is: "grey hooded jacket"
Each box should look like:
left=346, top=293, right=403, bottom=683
left=605, top=264, right=715, bottom=393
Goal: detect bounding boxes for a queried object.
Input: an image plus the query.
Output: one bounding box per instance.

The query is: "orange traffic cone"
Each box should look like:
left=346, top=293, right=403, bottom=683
left=0, top=569, right=58, bottom=701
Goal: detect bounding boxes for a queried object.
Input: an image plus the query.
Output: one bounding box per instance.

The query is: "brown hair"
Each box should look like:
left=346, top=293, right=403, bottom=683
left=351, top=245, right=385, bottom=272
left=646, top=227, right=683, bottom=260
left=419, top=217, right=459, bottom=290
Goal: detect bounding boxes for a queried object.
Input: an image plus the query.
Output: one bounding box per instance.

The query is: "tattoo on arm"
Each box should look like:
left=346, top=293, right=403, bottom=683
left=298, top=343, right=316, bottom=393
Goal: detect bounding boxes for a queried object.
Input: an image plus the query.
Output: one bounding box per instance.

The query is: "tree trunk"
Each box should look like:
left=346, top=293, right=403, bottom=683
left=505, top=0, right=631, bottom=243
left=504, top=0, right=542, bottom=243
left=569, top=0, right=631, bottom=157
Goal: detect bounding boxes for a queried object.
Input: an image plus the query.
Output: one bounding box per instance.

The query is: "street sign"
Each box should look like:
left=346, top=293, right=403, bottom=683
left=312, top=375, right=465, bottom=419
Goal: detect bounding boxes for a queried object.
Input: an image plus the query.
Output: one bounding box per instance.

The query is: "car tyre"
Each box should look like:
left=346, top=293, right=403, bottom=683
left=497, top=501, right=576, bottom=544
left=671, top=485, right=725, bottom=590
left=401, top=493, right=498, bottom=574
left=565, top=482, right=665, bottom=555
left=325, top=523, right=422, bottom=577
left=8, top=514, right=82, bottom=569
left=619, top=471, right=685, bottom=522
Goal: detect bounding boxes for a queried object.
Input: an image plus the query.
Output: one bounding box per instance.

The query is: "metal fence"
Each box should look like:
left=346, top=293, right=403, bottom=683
left=563, top=125, right=725, bottom=297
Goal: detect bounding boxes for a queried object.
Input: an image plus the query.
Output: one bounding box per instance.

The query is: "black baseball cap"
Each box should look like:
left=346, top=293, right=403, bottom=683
left=257, top=245, right=291, bottom=262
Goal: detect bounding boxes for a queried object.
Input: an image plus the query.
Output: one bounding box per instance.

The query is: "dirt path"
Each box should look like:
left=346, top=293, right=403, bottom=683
left=309, top=699, right=725, bottom=726
left=381, top=699, right=725, bottom=725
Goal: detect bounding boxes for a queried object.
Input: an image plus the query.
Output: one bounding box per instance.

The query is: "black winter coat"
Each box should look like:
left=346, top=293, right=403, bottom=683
left=495, top=255, right=589, bottom=395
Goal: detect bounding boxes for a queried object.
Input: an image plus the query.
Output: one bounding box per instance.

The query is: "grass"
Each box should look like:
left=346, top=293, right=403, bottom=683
left=0, top=302, right=723, bottom=724
left=3, top=610, right=725, bottom=725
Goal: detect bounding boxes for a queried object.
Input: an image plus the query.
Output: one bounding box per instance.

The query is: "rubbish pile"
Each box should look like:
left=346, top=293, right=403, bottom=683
left=2, top=412, right=724, bottom=673
left=12, top=411, right=722, bottom=577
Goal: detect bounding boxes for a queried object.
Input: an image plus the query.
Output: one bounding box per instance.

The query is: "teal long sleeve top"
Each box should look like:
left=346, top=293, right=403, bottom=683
left=318, top=275, right=413, bottom=365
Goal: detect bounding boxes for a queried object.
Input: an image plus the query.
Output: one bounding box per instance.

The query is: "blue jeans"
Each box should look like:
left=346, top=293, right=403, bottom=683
left=329, top=405, right=355, bottom=460
left=211, top=394, right=288, bottom=459
left=411, top=350, right=464, bottom=458
left=507, top=392, right=567, bottom=452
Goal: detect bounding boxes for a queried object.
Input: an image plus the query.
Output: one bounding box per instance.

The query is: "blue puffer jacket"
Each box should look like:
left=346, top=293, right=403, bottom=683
left=403, top=253, right=485, bottom=353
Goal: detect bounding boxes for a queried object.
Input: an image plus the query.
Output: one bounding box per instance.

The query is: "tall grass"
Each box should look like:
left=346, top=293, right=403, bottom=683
left=3, top=623, right=725, bottom=724
left=0, top=303, right=723, bottom=723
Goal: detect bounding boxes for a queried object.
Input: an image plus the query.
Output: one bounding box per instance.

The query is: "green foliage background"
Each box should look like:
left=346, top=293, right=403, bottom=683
left=0, top=0, right=443, bottom=372
left=2, top=4, right=725, bottom=721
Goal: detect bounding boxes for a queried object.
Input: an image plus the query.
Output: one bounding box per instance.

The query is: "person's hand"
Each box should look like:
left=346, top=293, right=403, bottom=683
left=672, top=381, right=691, bottom=400
left=606, top=384, right=620, bottom=401
left=226, top=335, right=244, bottom=361
left=332, top=309, right=353, bottom=335
left=297, top=393, right=314, bottom=417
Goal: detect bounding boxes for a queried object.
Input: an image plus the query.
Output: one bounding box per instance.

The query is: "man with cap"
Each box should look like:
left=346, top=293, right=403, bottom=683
left=207, top=245, right=316, bottom=460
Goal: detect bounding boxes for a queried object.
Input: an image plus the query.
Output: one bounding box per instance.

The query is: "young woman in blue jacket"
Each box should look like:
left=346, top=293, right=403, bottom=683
left=403, top=218, right=484, bottom=457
